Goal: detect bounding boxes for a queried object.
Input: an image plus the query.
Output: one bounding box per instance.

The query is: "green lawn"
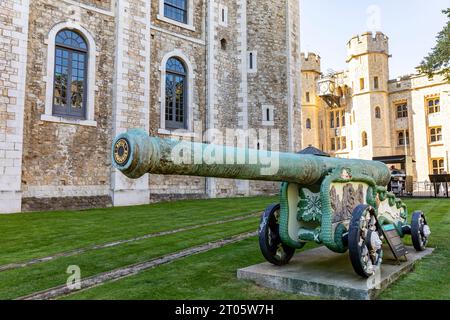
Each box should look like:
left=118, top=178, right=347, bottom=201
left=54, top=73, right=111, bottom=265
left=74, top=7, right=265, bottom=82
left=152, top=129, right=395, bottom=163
left=0, top=196, right=276, bottom=265
left=0, top=197, right=448, bottom=300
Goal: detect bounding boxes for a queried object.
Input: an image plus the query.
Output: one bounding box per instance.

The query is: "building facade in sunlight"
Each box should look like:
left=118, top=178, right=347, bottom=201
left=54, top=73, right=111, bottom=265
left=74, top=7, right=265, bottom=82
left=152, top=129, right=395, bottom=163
left=301, top=32, right=450, bottom=192
left=0, top=0, right=302, bottom=213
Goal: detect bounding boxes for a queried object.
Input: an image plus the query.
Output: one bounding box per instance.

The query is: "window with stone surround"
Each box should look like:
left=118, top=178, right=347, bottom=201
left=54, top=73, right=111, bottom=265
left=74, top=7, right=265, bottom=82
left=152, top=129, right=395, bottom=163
left=331, top=136, right=347, bottom=151
left=43, top=22, right=97, bottom=126
left=219, top=4, right=228, bottom=26
left=248, top=51, right=257, bottom=73
left=396, top=102, right=408, bottom=118
left=427, top=97, right=440, bottom=114
left=374, top=76, right=379, bottom=89
left=165, top=57, right=187, bottom=129
left=262, top=105, right=274, bottom=126
left=164, top=0, right=187, bottom=23
left=375, top=106, right=381, bottom=119
left=306, top=118, right=311, bottom=129
left=330, top=109, right=345, bottom=128
left=362, top=131, right=368, bottom=147
left=360, top=78, right=365, bottom=90
left=159, top=50, right=194, bottom=135
left=158, top=0, right=194, bottom=30
left=52, top=29, right=88, bottom=118
left=429, top=127, right=442, bottom=144
left=397, top=130, right=409, bottom=146
left=431, top=158, right=445, bottom=174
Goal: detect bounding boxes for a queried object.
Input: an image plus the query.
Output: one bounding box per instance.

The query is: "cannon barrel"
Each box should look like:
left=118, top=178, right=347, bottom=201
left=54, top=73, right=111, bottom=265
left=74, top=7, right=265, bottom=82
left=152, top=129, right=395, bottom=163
left=112, top=129, right=391, bottom=186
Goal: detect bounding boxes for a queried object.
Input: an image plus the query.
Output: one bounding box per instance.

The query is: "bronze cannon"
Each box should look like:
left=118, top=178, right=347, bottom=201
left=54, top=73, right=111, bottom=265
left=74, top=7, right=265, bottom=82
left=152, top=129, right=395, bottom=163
left=112, top=129, right=431, bottom=278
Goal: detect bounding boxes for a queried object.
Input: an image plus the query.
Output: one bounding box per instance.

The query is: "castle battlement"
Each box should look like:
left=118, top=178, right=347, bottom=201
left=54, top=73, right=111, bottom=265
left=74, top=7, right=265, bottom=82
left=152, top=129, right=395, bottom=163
left=301, top=52, right=321, bottom=72
left=347, top=31, right=389, bottom=59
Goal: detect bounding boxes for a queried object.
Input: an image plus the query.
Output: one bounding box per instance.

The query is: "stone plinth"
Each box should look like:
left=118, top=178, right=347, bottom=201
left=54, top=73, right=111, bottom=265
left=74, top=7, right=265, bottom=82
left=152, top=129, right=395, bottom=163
left=237, top=246, right=433, bottom=300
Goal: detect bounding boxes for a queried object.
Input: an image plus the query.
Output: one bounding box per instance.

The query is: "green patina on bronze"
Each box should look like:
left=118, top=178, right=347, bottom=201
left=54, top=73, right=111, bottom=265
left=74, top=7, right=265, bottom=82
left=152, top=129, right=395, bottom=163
left=112, top=129, right=414, bottom=265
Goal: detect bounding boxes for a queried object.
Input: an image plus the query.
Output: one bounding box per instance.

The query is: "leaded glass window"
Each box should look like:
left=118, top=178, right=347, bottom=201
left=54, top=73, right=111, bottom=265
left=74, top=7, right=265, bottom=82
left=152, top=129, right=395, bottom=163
left=164, top=0, right=187, bottom=24
left=165, top=57, right=187, bottom=129
left=53, top=29, right=88, bottom=118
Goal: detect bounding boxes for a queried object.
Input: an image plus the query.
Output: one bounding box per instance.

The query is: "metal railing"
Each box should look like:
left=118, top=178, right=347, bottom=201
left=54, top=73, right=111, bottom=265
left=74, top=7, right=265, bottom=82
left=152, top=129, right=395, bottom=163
left=411, top=181, right=450, bottom=198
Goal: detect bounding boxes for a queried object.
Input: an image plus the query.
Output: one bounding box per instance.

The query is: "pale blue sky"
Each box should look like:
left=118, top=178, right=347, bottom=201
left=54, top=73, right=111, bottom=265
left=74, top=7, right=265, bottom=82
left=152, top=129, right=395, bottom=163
left=300, top=0, right=449, bottom=79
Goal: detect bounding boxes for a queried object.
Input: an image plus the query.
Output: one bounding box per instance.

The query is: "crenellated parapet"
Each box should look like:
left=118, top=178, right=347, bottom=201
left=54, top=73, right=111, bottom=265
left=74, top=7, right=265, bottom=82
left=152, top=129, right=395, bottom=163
left=301, top=52, right=321, bottom=73
left=347, top=31, right=389, bottom=61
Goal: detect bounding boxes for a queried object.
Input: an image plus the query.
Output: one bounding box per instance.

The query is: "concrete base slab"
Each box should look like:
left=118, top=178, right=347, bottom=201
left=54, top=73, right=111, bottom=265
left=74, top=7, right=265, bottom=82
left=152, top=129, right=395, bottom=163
left=237, top=246, right=434, bottom=300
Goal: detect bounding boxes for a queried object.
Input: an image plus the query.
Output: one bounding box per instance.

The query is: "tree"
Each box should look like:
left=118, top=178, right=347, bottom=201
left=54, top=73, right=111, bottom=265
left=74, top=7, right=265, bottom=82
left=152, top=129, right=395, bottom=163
left=419, top=9, right=450, bottom=82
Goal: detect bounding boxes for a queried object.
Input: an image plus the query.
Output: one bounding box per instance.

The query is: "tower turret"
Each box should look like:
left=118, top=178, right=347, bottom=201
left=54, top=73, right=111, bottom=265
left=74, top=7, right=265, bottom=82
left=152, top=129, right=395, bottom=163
left=301, top=52, right=321, bottom=149
left=346, top=32, right=391, bottom=159
left=301, top=52, right=321, bottom=73
left=346, top=31, right=389, bottom=60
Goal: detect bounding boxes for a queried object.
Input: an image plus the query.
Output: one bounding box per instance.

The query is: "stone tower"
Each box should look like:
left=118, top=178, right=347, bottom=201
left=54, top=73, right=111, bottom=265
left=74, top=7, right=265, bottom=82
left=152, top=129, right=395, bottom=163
left=300, top=53, right=321, bottom=148
left=206, top=0, right=302, bottom=197
left=346, top=32, right=391, bottom=159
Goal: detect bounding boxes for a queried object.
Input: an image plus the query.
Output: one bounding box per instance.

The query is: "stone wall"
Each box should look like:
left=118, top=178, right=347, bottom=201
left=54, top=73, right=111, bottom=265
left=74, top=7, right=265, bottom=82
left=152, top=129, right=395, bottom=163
left=148, top=0, right=207, bottom=199
left=1, top=0, right=303, bottom=212
left=287, top=0, right=303, bottom=153
left=0, top=0, right=30, bottom=213
left=20, top=0, right=115, bottom=211
left=76, top=0, right=112, bottom=11
left=110, top=0, right=151, bottom=206
left=206, top=0, right=244, bottom=197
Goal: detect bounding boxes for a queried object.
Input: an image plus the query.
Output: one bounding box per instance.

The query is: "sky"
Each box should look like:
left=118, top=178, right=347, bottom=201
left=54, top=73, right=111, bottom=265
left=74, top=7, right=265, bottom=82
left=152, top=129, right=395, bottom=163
left=300, top=0, right=449, bottom=79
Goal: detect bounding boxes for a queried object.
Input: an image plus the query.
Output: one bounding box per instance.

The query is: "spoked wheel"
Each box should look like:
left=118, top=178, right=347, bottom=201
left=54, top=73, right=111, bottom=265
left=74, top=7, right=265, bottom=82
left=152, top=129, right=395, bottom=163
left=259, top=203, right=295, bottom=266
left=411, top=211, right=431, bottom=251
left=348, top=205, right=383, bottom=278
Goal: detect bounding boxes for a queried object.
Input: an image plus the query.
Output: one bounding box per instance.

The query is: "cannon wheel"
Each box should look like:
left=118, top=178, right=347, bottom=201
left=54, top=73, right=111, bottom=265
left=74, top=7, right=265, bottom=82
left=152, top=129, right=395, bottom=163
left=348, top=205, right=383, bottom=278
left=411, top=211, right=430, bottom=251
left=258, top=203, right=295, bottom=266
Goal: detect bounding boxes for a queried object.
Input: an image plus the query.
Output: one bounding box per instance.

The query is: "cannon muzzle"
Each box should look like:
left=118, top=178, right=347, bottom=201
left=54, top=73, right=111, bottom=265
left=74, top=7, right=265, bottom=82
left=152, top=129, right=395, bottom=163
left=112, top=129, right=391, bottom=186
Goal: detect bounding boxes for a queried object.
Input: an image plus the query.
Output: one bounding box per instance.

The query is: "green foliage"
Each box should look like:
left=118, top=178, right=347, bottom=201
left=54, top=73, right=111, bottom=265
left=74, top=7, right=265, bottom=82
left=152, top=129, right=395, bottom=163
left=419, top=9, right=450, bottom=82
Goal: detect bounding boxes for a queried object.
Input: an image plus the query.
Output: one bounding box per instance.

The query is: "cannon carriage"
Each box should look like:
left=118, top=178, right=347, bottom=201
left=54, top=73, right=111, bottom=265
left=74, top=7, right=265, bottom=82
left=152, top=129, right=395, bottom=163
left=112, top=129, right=431, bottom=278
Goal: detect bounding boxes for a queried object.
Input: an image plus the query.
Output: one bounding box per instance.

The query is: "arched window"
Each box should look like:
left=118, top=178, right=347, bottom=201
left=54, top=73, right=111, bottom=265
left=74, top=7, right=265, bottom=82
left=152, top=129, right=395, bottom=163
left=375, top=106, right=381, bottom=119
left=165, top=57, right=187, bottom=129
left=53, top=29, right=88, bottom=118
left=362, top=131, right=368, bottom=147
left=306, top=118, right=311, bottom=129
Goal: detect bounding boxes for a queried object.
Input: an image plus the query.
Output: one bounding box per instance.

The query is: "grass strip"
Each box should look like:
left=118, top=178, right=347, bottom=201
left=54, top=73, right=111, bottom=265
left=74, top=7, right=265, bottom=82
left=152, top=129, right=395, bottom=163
left=64, top=199, right=450, bottom=300
left=0, top=196, right=276, bottom=265
left=0, top=212, right=262, bottom=272
left=0, top=216, right=259, bottom=300
left=64, top=236, right=313, bottom=300
left=21, top=232, right=257, bottom=300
